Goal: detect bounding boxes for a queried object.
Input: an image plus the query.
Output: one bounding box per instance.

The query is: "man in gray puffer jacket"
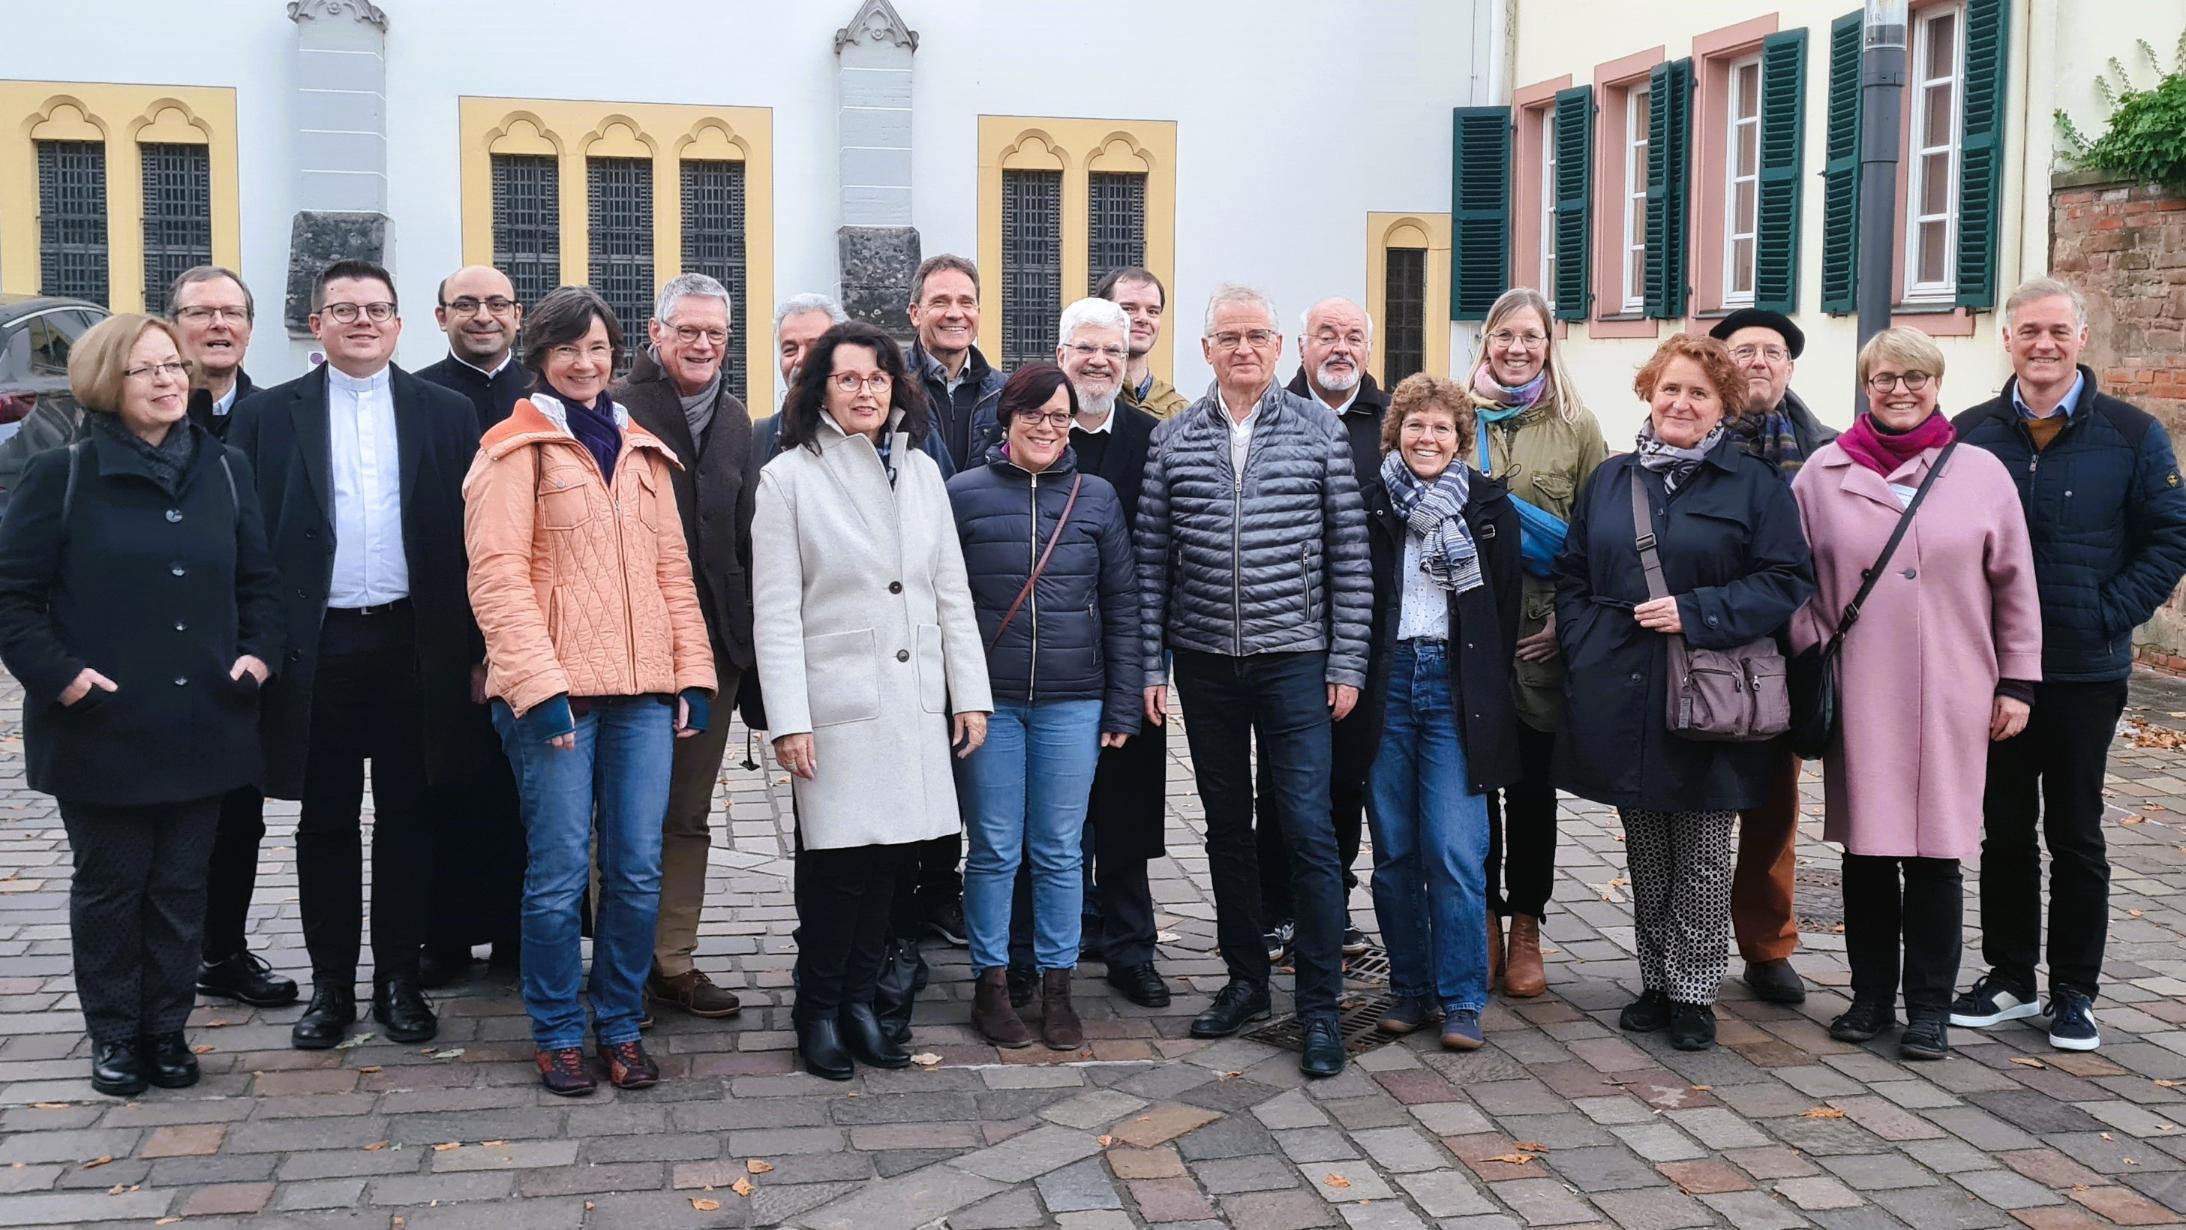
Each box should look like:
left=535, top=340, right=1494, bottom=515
left=1136, top=285, right=1371, bottom=1078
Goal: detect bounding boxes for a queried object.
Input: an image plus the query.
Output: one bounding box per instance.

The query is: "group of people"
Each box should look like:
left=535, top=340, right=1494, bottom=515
left=2, top=247, right=2181, bottom=1099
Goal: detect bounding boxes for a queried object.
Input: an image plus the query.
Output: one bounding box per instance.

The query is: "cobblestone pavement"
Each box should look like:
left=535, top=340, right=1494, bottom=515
left=5, top=675, right=2186, bottom=1228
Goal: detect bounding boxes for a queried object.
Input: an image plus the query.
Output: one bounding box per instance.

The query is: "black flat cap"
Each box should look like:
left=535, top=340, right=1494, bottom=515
left=1708, top=308, right=1805, bottom=359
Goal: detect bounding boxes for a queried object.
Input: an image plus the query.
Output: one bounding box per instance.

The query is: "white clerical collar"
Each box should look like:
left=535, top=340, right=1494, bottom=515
left=454, top=352, right=512, bottom=379
left=327, top=364, right=392, bottom=394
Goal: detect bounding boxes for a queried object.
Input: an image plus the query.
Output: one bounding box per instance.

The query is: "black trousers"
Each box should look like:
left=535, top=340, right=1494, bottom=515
left=796, top=840, right=913, bottom=1023
left=425, top=752, right=524, bottom=953
left=1980, top=679, right=2127, bottom=1001
left=1254, top=705, right=1374, bottom=922
left=1007, top=830, right=1158, bottom=971
left=1842, top=853, right=1962, bottom=1018
left=61, top=797, right=221, bottom=1043
left=910, top=829, right=962, bottom=919
left=1484, top=724, right=1560, bottom=918
left=297, top=607, right=431, bottom=987
left=199, top=785, right=265, bottom=961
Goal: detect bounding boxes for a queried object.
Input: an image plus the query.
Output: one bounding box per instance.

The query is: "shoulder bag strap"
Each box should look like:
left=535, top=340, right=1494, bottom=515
left=988, top=474, right=1084, bottom=652
left=1628, top=470, right=1669, bottom=603
left=1828, top=442, right=1956, bottom=647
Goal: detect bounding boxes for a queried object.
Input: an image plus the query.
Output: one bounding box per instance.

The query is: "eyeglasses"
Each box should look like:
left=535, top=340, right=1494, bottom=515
left=174, top=306, right=250, bottom=325
left=830, top=372, right=893, bottom=393
left=1487, top=330, right=1547, bottom=350
left=671, top=325, right=729, bottom=347
left=1210, top=329, right=1280, bottom=351
left=320, top=302, right=396, bottom=324
left=549, top=343, right=615, bottom=363
left=1064, top=342, right=1127, bottom=362
left=1310, top=329, right=1369, bottom=348
left=124, top=361, right=189, bottom=382
left=1013, top=410, right=1075, bottom=429
left=1731, top=344, right=1791, bottom=363
left=444, top=296, right=516, bottom=317
left=1865, top=370, right=1934, bottom=393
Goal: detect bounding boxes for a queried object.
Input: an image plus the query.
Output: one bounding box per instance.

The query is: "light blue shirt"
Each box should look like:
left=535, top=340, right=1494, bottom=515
left=2013, top=368, right=2085, bottom=420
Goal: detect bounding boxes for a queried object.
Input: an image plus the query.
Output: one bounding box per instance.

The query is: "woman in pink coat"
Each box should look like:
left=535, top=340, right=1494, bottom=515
left=1789, top=327, right=2040, bottom=1063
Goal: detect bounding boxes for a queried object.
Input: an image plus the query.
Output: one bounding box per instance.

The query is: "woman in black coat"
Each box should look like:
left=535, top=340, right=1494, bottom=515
left=1355, top=375, right=1522, bottom=1052
left=946, top=363, right=1139, bottom=1050
left=0, top=315, right=280, bottom=1096
left=1554, top=334, right=1812, bottom=1053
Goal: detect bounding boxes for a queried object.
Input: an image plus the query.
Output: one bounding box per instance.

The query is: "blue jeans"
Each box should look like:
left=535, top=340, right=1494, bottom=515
left=1366, top=641, right=1491, bottom=1014
left=960, top=699, right=1102, bottom=972
left=492, top=696, right=672, bottom=1050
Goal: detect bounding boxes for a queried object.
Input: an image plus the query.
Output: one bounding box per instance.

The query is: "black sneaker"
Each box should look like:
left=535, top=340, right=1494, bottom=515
left=1263, top=919, right=1296, bottom=963
left=1668, top=1003, right=1716, bottom=1052
left=1618, top=990, right=1673, bottom=1033
left=1828, top=1000, right=1898, bottom=1043
left=1341, top=926, right=1370, bottom=957
left=2047, top=988, right=2100, bottom=1052
left=925, top=898, right=969, bottom=948
left=1949, top=972, right=2044, bottom=1029
left=1900, top=1016, right=1949, bottom=1061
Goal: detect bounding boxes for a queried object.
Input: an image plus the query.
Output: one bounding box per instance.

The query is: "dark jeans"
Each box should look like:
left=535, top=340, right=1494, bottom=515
left=1173, top=649, right=1344, bottom=1020
left=61, top=796, right=221, bottom=1043
left=1255, top=705, right=1372, bottom=921
left=797, top=840, right=914, bottom=1023
left=297, top=607, right=431, bottom=987
left=1980, top=679, right=2128, bottom=1001
left=1842, top=853, right=1961, bottom=1019
left=200, top=785, right=265, bottom=960
left=1483, top=723, right=1559, bottom=918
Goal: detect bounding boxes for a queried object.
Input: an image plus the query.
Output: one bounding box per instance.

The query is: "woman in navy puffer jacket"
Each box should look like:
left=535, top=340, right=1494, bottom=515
left=947, top=362, right=1140, bottom=1050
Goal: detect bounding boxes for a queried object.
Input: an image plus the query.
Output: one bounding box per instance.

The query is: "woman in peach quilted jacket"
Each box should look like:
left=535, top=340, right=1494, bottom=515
left=462, top=287, right=715, bottom=1097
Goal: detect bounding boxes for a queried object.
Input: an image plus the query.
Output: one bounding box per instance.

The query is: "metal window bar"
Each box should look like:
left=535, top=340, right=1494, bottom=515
left=587, top=157, right=654, bottom=374
left=36, top=140, right=109, bottom=307
left=1087, top=171, right=1147, bottom=288
left=139, top=143, right=212, bottom=317
left=680, top=159, right=748, bottom=404
left=1000, top=169, right=1063, bottom=369
left=491, top=153, right=562, bottom=314
left=1383, top=246, right=1427, bottom=387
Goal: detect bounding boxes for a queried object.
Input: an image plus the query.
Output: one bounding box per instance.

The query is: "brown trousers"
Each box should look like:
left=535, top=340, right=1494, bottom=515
left=652, top=708, right=733, bottom=978
left=1732, top=752, right=1802, bottom=963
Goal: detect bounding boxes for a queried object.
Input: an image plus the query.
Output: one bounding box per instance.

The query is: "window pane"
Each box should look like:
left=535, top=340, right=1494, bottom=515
left=1735, top=124, right=1759, bottom=177
left=26, top=317, right=73, bottom=377
left=491, top=153, right=561, bottom=313
left=1628, top=247, right=1646, bottom=301
left=1382, top=246, right=1426, bottom=386
left=139, top=143, right=212, bottom=317
left=586, top=157, right=653, bottom=374
left=1925, top=13, right=1957, bottom=78
left=1000, top=169, right=1062, bottom=369
left=1735, top=180, right=1758, bottom=232
left=1918, top=220, right=1948, bottom=283
left=1737, top=63, right=1760, bottom=115
left=1920, top=152, right=1951, bottom=213
left=1087, top=171, right=1147, bottom=288
left=1732, top=239, right=1756, bottom=293
left=36, top=140, right=108, bottom=307
left=1923, top=84, right=1953, bottom=147
left=680, top=160, right=748, bottom=404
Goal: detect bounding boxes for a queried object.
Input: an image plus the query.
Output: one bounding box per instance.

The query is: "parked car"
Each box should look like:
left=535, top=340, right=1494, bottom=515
left=0, top=296, right=107, bottom=514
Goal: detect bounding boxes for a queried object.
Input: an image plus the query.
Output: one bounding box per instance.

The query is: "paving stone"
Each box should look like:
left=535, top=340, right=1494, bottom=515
left=179, top=1181, right=275, bottom=1216
left=1776, top=1175, right=1866, bottom=1211
left=1394, top=1167, right=1499, bottom=1217
left=1543, top=1145, right=1667, bottom=1191
left=1107, top=1143, right=1185, bottom=1179
left=1132, top=1175, right=1219, bottom=1221
left=1039, top=1155, right=1123, bottom=1212
left=1275, top=1125, right=1361, bottom=1163
left=1870, top=1185, right=2013, bottom=1227
left=800, top=1160, right=1007, bottom=1230
left=1697, top=1189, right=1809, bottom=1229
left=1950, top=1167, right=2065, bottom=1209
left=1215, top=1187, right=1343, bottom=1229
left=272, top=1176, right=370, bottom=1210
left=1175, top=1111, right=1279, bottom=1161
left=0, top=1189, right=177, bottom=1225
left=1253, top=1087, right=1332, bottom=1130
left=1898, top=1136, right=2003, bottom=1175
left=138, top=1122, right=225, bottom=1157
left=1819, top=1152, right=1939, bottom=1191
left=1338, top=1201, right=1431, bottom=1230
left=431, top=1139, right=579, bottom=1171
left=2067, top=1183, right=2183, bottom=1226
left=948, top=1188, right=1047, bottom=1230
left=1040, top=1088, right=1150, bottom=1130
left=368, top=1170, right=518, bottom=1204
left=1406, top=1099, right=1494, bottom=1136
left=1587, top=1187, right=1717, bottom=1229
left=1190, top=1153, right=1301, bottom=1193
left=1491, top=1175, right=1600, bottom=1225
left=1609, top=1122, right=1705, bottom=1162
left=1295, top=1159, right=1395, bottom=1202
left=1657, top=1159, right=1752, bottom=1194
left=952, top=1123, right=1105, bottom=1182
left=1663, top=1105, right=1771, bottom=1149
left=1109, top=1101, right=1223, bottom=1148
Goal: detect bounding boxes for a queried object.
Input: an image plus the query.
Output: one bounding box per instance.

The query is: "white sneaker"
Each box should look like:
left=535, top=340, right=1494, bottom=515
left=1948, top=974, right=2047, bottom=1029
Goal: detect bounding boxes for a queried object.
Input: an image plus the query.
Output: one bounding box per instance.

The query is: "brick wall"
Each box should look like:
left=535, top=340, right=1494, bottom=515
left=2050, top=171, right=2186, bottom=673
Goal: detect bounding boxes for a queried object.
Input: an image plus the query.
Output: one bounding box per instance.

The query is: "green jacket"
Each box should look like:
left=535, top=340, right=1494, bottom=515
left=1474, top=393, right=1607, bottom=733
left=1123, top=372, right=1190, bottom=419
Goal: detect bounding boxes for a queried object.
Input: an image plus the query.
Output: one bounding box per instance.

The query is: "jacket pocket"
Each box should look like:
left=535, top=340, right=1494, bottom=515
left=538, top=478, right=588, bottom=530
left=805, top=628, right=882, bottom=727
left=1531, top=471, right=1576, bottom=512
left=633, top=463, right=663, bottom=532
left=914, top=623, right=948, bottom=714
left=1300, top=544, right=1319, bottom=626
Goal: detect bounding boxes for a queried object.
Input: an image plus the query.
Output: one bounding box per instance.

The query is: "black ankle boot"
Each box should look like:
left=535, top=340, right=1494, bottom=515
left=840, top=1003, right=910, bottom=1069
left=796, top=1017, right=854, bottom=1081
left=143, top=1031, right=199, bottom=1089
left=90, top=1040, right=146, bottom=1097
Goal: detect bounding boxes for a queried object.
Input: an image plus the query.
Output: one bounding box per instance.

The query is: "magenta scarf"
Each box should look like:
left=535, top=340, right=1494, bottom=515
left=1837, top=410, right=1955, bottom=478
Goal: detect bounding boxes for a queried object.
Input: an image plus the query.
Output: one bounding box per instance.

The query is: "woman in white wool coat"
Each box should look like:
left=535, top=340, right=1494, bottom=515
left=751, top=320, right=991, bottom=1083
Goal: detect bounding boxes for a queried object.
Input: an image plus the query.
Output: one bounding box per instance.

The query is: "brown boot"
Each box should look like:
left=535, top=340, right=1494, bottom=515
left=1487, top=908, right=1505, bottom=990
left=1504, top=914, right=1547, bottom=998
left=1041, top=969, right=1085, bottom=1051
left=972, top=968, right=1034, bottom=1048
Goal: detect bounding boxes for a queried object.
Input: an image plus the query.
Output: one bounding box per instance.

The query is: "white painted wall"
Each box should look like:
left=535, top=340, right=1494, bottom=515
left=4, top=0, right=1498, bottom=396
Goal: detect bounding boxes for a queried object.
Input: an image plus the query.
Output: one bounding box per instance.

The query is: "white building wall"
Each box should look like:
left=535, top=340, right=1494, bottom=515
left=5, top=0, right=1497, bottom=395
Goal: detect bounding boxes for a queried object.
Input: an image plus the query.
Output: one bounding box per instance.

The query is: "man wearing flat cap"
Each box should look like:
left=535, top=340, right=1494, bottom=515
left=1707, top=307, right=1836, bottom=1007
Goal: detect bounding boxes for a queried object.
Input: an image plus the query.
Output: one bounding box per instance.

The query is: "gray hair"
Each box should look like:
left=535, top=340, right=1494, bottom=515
left=2004, top=277, right=2089, bottom=332
left=166, top=265, right=254, bottom=321
left=773, top=292, right=848, bottom=340
left=1202, top=284, right=1278, bottom=337
left=1058, top=297, right=1129, bottom=347
left=1298, top=298, right=1375, bottom=346
left=654, top=273, right=733, bottom=327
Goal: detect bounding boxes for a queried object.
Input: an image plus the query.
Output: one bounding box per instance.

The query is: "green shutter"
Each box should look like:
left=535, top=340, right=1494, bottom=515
left=1819, top=11, right=1862, bottom=315
left=1754, top=29, right=1808, bottom=312
left=1955, top=0, right=2011, bottom=309
left=1643, top=58, right=1693, bottom=319
left=1552, top=85, right=1594, bottom=322
left=1450, top=106, right=1512, bottom=322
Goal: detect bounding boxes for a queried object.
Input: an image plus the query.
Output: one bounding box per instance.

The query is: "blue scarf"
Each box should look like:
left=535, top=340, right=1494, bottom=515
left=1380, top=451, right=1482, bottom=593
left=553, top=385, right=621, bottom=485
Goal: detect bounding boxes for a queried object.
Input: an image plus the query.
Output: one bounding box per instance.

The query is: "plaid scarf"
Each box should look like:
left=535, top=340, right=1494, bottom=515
left=1727, top=404, right=1805, bottom=474
left=1380, top=450, right=1482, bottom=593
left=1633, top=420, right=1725, bottom=495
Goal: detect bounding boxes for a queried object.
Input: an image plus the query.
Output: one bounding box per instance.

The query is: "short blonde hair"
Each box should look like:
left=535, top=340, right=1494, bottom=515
left=1381, top=373, right=1476, bottom=458
left=68, top=314, right=189, bottom=415
left=1856, top=327, right=1946, bottom=384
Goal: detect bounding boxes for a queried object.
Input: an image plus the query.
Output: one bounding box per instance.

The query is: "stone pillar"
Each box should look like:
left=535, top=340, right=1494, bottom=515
left=835, top=0, right=920, bottom=341
left=282, top=0, right=392, bottom=336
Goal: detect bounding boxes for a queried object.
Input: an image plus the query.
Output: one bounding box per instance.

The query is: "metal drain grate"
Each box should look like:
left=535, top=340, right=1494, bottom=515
left=1793, top=865, right=1845, bottom=932
left=1244, top=991, right=1404, bottom=1056
left=1343, top=944, right=1392, bottom=985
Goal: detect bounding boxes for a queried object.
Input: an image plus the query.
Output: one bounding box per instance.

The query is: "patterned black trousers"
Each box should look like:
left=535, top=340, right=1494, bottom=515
left=61, top=797, right=221, bottom=1043
left=1620, top=807, right=1736, bottom=1006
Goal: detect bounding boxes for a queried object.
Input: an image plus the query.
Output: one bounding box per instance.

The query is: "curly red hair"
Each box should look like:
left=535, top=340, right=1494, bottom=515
left=1632, top=333, right=1748, bottom=417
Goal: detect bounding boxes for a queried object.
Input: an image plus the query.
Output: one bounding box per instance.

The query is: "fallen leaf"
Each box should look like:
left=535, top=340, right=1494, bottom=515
left=2122, top=814, right=2148, bottom=825
left=584, top=1203, right=595, bottom=1212
left=2011, top=1057, right=2047, bottom=1068
left=156, top=1220, right=182, bottom=1226
left=1690, top=1085, right=1712, bottom=1091
left=108, top=1183, right=126, bottom=1195
left=481, top=1140, right=507, bottom=1148
left=357, top=1066, right=382, bottom=1074
left=1484, top=1153, right=1539, bottom=1165
left=1513, top=1140, right=1551, bottom=1153
left=392, top=1219, right=405, bottom=1229
left=2131, top=909, right=2146, bottom=918
left=363, top=1141, right=389, bottom=1152
left=190, top=1044, right=215, bottom=1055
left=428, top=1048, right=465, bottom=1059
left=334, top=1031, right=376, bottom=1049
left=1222, top=1071, right=1243, bottom=1080
left=2102, top=1132, right=2116, bottom=1141
left=81, top=1155, right=113, bottom=1169
left=691, top=1198, right=722, bottom=1211
left=731, top=1177, right=755, bottom=1197
left=30, top=1102, right=69, bottom=1109
left=1802, top=1108, right=1846, bottom=1119
left=746, top=1159, right=773, bottom=1174
left=2156, top=1079, right=2181, bottom=1088
left=909, top=1052, right=941, bottom=1067
left=1097, top=1135, right=1116, bottom=1148
left=2074, top=1183, right=2091, bottom=1192
left=2151, top=804, right=2169, bottom=813
left=432, top=1141, right=461, bottom=1152
left=1324, top=1173, right=1352, bottom=1189
left=2126, top=1157, right=2140, bottom=1166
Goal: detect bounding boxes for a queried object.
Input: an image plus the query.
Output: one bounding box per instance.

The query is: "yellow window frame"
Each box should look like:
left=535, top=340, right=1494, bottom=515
left=1366, top=212, right=1453, bottom=382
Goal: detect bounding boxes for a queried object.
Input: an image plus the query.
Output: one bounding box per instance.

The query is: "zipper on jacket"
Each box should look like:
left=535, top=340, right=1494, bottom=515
left=1231, top=420, right=1245, bottom=656
left=1028, top=470, right=1040, bottom=702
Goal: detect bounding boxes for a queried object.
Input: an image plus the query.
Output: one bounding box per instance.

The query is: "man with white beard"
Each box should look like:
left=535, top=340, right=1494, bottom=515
left=1257, top=296, right=1387, bottom=962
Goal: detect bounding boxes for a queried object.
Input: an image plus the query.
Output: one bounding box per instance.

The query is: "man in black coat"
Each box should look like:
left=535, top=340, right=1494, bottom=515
left=412, top=264, right=531, bottom=986
left=229, top=259, right=482, bottom=1051
left=611, top=272, right=759, bottom=1021
left=1948, top=279, right=2186, bottom=1052
left=158, top=266, right=297, bottom=1010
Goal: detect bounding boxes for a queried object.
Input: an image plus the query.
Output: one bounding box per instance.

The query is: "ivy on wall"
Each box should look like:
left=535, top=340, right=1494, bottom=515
left=2057, top=34, right=2186, bottom=190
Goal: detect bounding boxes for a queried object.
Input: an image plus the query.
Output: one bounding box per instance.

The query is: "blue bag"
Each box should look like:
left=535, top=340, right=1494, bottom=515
left=1477, top=421, right=1570, bottom=579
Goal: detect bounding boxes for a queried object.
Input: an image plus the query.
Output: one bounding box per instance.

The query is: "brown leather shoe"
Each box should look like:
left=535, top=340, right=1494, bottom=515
left=598, top=1039, right=660, bottom=1089
left=536, top=1046, right=597, bottom=1097
left=647, top=968, right=742, bottom=1019
left=1487, top=908, right=1505, bottom=990
left=972, top=967, right=1034, bottom=1048
left=1041, top=969, right=1084, bottom=1051
left=1504, top=914, right=1547, bottom=998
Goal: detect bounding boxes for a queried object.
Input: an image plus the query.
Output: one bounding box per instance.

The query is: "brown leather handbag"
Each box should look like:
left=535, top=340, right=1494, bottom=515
left=1629, top=472, right=1789, bottom=743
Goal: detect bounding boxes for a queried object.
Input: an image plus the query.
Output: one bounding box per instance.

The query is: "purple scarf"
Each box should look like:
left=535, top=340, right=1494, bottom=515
left=553, top=386, right=621, bottom=484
